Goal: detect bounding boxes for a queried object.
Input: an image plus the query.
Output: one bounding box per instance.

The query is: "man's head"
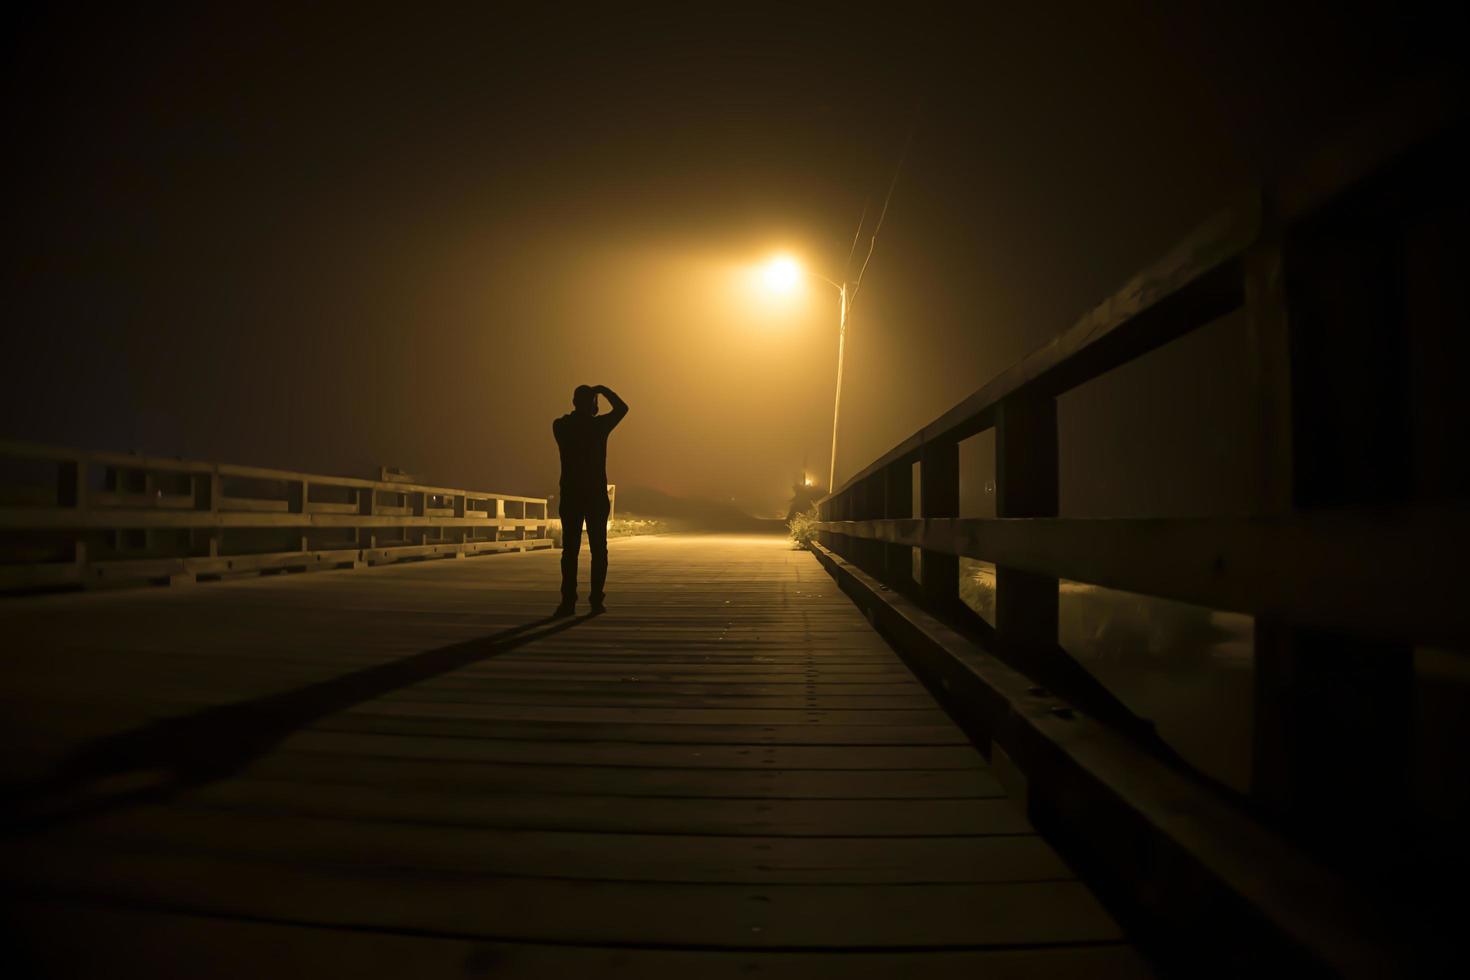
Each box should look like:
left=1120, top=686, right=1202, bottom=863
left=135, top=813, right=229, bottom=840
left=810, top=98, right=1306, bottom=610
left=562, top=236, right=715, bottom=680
left=572, top=385, right=597, bottom=415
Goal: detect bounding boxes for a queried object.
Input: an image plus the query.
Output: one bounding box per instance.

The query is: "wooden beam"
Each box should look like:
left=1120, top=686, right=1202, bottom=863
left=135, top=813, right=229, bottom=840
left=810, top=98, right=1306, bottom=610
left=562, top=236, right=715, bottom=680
left=814, top=508, right=1467, bottom=649
left=218, top=497, right=291, bottom=513
left=91, top=491, right=195, bottom=510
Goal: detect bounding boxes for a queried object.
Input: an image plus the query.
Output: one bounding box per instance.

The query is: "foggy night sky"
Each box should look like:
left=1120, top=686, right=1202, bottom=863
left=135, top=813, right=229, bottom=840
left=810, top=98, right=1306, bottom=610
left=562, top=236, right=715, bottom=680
left=2, top=4, right=1456, bottom=516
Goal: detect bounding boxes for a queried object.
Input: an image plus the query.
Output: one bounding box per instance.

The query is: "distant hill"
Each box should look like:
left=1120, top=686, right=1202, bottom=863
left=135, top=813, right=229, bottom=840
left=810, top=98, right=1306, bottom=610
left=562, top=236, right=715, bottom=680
left=612, top=485, right=786, bottom=533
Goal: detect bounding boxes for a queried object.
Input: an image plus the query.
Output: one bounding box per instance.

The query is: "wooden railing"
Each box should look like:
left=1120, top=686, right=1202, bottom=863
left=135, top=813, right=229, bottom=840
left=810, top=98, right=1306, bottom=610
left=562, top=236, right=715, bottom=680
left=814, top=86, right=1466, bottom=972
left=0, top=441, right=553, bottom=592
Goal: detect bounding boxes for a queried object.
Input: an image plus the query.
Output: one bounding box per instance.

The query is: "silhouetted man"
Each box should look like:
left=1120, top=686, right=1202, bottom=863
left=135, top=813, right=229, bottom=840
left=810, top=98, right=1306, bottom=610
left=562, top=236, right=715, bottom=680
left=553, top=384, right=628, bottom=615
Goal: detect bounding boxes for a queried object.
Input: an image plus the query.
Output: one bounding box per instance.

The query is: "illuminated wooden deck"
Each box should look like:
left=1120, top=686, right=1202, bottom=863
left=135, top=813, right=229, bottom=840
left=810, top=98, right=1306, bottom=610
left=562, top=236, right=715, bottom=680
left=0, top=534, right=1144, bottom=978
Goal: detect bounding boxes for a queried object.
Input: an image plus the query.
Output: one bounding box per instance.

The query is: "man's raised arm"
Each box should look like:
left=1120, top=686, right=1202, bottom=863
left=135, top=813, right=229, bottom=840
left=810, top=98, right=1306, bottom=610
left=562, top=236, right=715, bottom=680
left=596, top=385, right=629, bottom=428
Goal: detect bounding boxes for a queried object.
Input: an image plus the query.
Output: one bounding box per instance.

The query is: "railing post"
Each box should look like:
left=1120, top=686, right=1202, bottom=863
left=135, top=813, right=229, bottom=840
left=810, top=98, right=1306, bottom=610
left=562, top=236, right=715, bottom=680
left=848, top=480, right=864, bottom=561
left=56, top=458, right=82, bottom=508
left=358, top=487, right=376, bottom=551
left=291, top=479, right=309, bottom=552
left=882, top=459, right=914, bottom=589
left=828, top=490, right=849, bottom=558
left=1244, top=222, right=1414, bottom=845
left=199, top=469, right=221, bottom=557
left=919, top=439, right=959, bottom=613
left=58, top=457, right=88, bottom=574
left=412, top=490, right=427, bottom=546
left=854, top=473, right=885, bottom=578
left=846, top=480, right=863, bottom=566
left=994, top=395, right=1059, bottom=649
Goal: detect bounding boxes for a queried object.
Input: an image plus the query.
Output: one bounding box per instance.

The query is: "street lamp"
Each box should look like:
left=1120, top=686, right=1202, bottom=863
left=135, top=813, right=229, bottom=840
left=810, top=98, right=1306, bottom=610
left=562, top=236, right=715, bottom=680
left=759, top=254, right=848, bottom=494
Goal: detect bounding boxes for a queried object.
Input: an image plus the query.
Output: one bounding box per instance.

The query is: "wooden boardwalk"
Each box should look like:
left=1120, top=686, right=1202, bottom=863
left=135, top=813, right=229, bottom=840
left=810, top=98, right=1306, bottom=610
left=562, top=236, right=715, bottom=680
left=0, top=534, right=1147, bottom=978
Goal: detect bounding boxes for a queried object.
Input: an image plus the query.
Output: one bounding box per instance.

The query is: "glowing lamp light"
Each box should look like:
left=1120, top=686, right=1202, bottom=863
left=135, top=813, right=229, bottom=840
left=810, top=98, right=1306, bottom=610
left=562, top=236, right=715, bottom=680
left=746, top=246, right=845, bottom=495
left=761, top=255, right=802, bottom=294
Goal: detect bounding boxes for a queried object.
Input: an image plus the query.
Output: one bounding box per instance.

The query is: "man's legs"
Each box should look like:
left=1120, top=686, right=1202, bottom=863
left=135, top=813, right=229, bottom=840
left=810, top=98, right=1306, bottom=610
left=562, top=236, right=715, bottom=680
left=559, top=502, right=586, bottom=607
left=587, top=494, right=611, bottom=608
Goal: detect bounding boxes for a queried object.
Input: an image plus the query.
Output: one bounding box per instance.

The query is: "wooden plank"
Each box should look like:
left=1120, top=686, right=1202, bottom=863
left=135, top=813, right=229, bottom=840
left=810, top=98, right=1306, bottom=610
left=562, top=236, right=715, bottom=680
left=91, top=491, right=195, bottom=510
left=277, top=702, right=955, bottom=726
left=362, top=679, right=932, bottom=696
left=5, top=900, right=1149, bottom=979
left=141, top=780, right=1036, bottom=836
left=2, top=848, right=1125, bottom=948
left=0, top=674, right=918, bottom=718
left=280, top=730, right=987, bottom=769
left=420, top=661, right=918, bottom=676
left=217, top=496, right=290, bottom=513
left=373, top=689, right=942, bottom=710
left=314, top=716, right=972, bottom=746
left=7, top=807, right=1062, bottom=884
left=304, top=501, right=358, bottom=515
left=479, top=657, right=910, bottom=668
left=30, top=658, right=926, bottom=690
left=240, top=752, right=1007, bottom=799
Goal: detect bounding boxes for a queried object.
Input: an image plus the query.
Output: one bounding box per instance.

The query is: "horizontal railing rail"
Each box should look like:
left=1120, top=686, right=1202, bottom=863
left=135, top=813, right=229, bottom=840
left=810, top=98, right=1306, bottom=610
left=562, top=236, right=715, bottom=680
left=0, top=440, right=553, bottom=591
left=819, top=506, right=1468, bottom=649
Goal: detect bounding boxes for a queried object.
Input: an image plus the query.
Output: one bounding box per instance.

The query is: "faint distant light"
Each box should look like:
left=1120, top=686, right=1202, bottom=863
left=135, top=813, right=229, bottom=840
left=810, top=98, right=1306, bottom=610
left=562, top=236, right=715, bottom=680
left=803, top=475, right=815, bottom=487
left=761, top=254, right=801, bottom=294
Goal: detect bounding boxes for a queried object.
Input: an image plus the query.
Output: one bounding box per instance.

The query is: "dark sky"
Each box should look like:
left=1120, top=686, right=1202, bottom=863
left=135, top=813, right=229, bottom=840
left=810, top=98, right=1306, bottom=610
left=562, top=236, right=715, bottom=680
left=2, top=4, right=1456, bottom=515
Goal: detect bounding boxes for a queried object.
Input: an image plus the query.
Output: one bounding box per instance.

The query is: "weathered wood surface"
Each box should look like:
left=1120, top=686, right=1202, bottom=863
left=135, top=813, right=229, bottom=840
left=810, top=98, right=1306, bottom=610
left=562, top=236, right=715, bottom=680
left=0, top=534, right=1146, bottom=978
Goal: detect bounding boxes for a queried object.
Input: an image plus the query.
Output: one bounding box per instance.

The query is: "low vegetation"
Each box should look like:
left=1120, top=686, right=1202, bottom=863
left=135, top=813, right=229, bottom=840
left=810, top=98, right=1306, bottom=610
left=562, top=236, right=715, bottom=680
left=787, top=505, right=820, bottom=550
left=609, top=515, right=669, bottom=538
left=550, top=514, right=669, bottom=548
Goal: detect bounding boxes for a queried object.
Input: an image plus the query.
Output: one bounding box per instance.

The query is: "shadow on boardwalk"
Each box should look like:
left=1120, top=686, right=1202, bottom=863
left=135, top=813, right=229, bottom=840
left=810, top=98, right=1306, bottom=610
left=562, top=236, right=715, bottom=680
left=2, top=613, right=594, bottom=832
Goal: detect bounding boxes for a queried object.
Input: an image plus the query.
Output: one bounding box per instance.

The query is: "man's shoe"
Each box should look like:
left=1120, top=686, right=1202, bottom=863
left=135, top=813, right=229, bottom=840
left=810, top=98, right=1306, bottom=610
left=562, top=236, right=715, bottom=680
left=589, top=601, right=607, bottom=615
left=552, top=602, right=576, bottom=618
